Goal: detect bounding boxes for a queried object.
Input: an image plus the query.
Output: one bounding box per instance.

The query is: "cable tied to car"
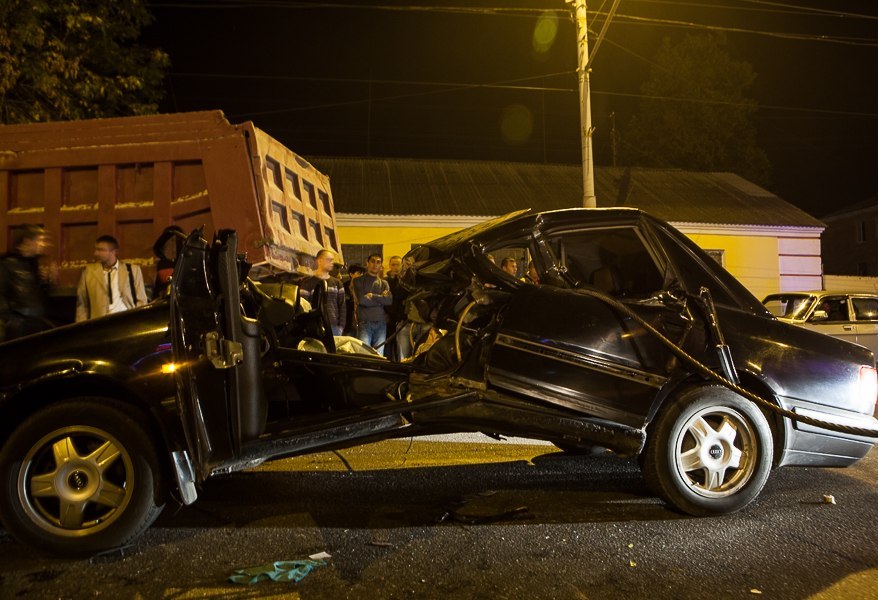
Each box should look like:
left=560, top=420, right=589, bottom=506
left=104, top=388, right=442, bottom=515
left=574, top=288, right=878, bottom=439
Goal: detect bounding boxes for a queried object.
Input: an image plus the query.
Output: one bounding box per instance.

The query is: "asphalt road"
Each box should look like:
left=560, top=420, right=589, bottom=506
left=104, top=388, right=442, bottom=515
left=2, top=436, right=878, bottom=599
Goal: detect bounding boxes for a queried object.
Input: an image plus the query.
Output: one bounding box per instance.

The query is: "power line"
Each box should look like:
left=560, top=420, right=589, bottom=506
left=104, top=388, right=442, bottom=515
left=149, top=2, right=878, bottom=47
left=224, top=70, right=577, bottom=118
left=147, top=1, right=553, bottom=16
left=626, top=0, right=878, bottom=20
left=171, top=71, right=574, bottom=93
left=171, top=66, right=878, bottom=120
left=594, top=12, right=878, bottom=46
left=594, top=90, right=878, bottom=119
left=150, top=0, right=878, bottom=21
left=735, top=0, right=878, bottom=20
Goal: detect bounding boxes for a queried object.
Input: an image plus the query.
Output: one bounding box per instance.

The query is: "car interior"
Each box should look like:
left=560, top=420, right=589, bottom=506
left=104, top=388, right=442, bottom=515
left=544, top=228, right=665, bottom=297
left=206, top=236, right=412, bottom=442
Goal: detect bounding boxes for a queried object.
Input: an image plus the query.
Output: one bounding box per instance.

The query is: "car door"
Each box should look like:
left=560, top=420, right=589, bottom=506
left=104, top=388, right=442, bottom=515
left=851, top=295, right=878, bottom=354
left=170, top=229, right=258, bottom=481
left=485, top=225, right=694, bottom=429
left=802, top=295, right=858, bottom=346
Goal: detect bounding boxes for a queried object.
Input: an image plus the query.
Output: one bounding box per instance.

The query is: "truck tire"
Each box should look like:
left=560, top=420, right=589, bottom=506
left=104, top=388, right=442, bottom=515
left=0, top=399, right=165, bottom=556
left=642, top=385, right=773, bottom=516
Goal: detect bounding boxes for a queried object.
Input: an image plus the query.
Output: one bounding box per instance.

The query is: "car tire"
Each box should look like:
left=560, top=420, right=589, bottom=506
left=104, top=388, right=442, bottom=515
left=642, top=385, right=773, bottom=516
left=0, top=399, right=165, bottom=556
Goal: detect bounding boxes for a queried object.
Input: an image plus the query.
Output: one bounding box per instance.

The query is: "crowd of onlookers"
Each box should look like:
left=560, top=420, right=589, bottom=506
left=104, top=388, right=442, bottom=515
left=0, top=224, right=431, bottom=361
left=298, top=250, right=425, bottom=360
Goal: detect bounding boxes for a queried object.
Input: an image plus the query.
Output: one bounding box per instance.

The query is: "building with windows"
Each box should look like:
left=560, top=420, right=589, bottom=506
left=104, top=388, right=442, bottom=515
left=821, top=197, right=878, bottom=277
left=312, top=157, right=825, bottom=299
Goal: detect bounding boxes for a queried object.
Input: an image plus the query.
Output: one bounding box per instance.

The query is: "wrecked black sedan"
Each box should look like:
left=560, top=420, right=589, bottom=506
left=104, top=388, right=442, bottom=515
left=1, top=208, right=877, bottom=556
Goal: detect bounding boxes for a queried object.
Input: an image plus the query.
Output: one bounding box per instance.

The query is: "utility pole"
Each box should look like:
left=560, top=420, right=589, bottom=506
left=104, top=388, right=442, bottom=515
left=567, top=0, right=596, bottom=208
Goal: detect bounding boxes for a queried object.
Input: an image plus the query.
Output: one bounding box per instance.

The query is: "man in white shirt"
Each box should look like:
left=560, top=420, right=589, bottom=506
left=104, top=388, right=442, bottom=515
left=75, top=235, right=148, bottom=322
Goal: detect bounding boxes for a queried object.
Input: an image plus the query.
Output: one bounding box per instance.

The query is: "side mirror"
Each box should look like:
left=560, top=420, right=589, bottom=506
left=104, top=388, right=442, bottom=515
left=810, top=309, right=828, bottom=322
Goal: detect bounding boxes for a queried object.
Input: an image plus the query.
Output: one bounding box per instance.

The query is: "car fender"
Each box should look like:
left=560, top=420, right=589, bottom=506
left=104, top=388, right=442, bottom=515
left=0, top=359, right=187, bottom=480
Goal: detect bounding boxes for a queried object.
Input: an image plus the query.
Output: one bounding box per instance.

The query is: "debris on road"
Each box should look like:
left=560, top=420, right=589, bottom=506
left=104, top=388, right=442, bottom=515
left=228, top=559, right=327, bottom=585
left=822, top=494, right=837, bottom=505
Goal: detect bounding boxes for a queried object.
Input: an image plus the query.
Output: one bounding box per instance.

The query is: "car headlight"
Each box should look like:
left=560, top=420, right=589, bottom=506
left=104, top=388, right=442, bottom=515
left=858, top=366, right=878, bottom=414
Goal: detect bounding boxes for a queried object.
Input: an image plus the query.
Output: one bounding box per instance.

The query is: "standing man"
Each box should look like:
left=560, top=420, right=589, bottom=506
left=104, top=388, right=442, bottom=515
left=76, top=235, right=148, bottom=322
left=0, top=225, right=54, bottom=341
left=151, top=225, right=183, bottom=300
left=299, top=249, right=346, bottom=336
left=385, top=255, right=408, bottom=360
left=352, top=253, right=392, bottom=355
left=342, top=264, right=364, bottom=337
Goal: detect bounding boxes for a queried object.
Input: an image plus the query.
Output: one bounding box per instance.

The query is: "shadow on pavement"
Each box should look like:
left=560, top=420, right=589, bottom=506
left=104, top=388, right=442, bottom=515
left=153, top=452, right=684, bottom=532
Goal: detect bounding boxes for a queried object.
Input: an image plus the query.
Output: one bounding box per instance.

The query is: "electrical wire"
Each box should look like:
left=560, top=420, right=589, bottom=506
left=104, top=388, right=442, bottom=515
left=172, top=71, right=574, bottom=93
left=225, top=71, right=577, bottom=118
left=593, top=12, right=878, bottom=46
left=626, top=0, right=878, bottom=20
left=148, top=1, right=878, bottom=46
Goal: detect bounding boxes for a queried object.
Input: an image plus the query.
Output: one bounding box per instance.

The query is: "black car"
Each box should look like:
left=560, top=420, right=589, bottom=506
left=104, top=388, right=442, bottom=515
left=1, top=208, right=877, bottom=557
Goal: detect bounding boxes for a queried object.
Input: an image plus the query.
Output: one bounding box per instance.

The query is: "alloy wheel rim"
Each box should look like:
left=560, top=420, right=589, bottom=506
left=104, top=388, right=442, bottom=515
left=672, top=406, right=757, bottom=499
left=17, top=426, right=135, bottom=537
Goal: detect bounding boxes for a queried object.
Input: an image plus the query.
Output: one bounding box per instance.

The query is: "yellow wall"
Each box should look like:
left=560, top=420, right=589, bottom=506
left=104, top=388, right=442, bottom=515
left=338, top=225, right=462, bottom=261
left=339, top=224, right=783, bottom=299
left=684, top=233, right=780, bottom=300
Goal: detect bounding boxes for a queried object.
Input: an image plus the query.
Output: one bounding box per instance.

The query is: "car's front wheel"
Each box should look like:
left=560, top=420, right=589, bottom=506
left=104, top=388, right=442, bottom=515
left=642, top=385, right=773, bottom=516
left=0, top=399, right=165, bottom=556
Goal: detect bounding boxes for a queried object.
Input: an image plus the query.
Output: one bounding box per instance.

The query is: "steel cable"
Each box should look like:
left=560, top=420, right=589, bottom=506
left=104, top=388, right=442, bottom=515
left=575, top=288, right=878, bottom=438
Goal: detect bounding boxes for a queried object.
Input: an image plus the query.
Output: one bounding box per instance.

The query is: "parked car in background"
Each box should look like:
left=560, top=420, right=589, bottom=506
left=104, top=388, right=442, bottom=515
left=762, top=291, right=878, bottom=354
left=2, top=209, right=877, bottom=557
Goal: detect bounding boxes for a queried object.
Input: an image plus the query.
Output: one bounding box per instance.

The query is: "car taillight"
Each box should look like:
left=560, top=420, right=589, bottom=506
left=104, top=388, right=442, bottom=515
left=858, top=366, right=878, bottom=413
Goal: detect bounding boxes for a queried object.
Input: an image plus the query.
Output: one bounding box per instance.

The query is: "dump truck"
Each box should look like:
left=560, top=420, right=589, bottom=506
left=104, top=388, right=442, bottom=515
left=0, top=110, right=342, bottom=317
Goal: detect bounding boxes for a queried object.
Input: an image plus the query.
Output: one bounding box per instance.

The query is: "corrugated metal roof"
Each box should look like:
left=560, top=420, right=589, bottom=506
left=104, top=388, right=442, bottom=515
left=821, top=196, right=878, bottom=221
left=311, top=157, right=823, bottom=228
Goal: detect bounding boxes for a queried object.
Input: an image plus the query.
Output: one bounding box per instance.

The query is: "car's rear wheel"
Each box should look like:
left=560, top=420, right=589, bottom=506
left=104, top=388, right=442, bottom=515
left=0, top=399, right=165, bottom=556
left=642, top=385, right=773, bottom=516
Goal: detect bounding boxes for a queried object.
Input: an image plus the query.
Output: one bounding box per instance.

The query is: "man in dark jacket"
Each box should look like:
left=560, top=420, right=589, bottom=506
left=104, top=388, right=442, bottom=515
left=299, top=249, right=346, bottom=336
left=0, top=225, right=53, bottom=342
left=152, top=225, right=184, bottom=299
left=342, top=263, right=365, bottom=337
left=352, top=253, right=392, bottom=355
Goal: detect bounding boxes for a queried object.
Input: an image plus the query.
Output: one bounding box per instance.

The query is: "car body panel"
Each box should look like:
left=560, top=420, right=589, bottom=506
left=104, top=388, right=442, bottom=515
left=487, top=285, right=677, bottom=428
left=0, top=302, right=182, bottom=451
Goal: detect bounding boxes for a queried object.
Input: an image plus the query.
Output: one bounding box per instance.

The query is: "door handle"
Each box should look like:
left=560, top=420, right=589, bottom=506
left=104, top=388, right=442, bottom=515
left=843, top=325, right=854, bottom=331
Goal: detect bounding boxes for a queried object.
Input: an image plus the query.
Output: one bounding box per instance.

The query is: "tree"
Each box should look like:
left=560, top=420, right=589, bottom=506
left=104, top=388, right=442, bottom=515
left=620, top=33, right=771, bottom=185
left=0, top=0, right=168, bottom=124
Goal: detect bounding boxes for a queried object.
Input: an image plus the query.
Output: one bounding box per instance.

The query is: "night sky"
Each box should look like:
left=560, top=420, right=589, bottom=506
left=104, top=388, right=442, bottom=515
left=144, top=0, right=878, bottom=218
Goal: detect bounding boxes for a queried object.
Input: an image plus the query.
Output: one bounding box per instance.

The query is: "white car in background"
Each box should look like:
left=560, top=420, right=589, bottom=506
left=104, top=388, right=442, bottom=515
left=762, top=291, right=878, bottom=354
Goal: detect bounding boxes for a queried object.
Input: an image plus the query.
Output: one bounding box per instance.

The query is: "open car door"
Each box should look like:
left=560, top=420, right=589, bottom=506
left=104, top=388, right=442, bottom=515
left=170, top=230, right=266, bottom=482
